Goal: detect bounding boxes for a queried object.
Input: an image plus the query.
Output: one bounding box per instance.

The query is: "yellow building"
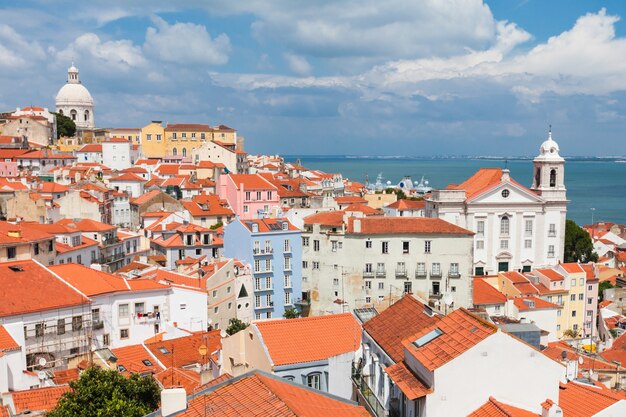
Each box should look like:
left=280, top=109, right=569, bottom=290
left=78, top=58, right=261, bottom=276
left=140, top=122, right=239, bottom=159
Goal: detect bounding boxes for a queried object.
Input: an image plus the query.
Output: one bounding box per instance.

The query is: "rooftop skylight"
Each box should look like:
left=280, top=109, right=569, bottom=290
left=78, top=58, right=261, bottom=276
left=413, top=328, right=443, bottom=348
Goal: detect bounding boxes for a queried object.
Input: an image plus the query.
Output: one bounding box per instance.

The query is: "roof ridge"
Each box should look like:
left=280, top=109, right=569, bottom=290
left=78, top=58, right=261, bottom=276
left=256, top=312, right=353, bottom=327
left=488, top=397, right=516, bottom=417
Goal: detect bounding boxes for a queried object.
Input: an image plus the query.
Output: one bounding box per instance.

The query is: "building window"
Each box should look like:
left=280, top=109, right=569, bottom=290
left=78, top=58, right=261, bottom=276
left=525, top=219, right=533, bottom=236
left=256, top=191, right=262, bottom=200
left=302, top=261, right=308, bottom=269
left=118, top=304, right=129, bottom=318
left=402, top=241, right=410, bottom=254
left=134, top=302, right=145, bottom=315
left=312, top=261, right=319, bottom=269
left=424, top=240, right=431, bottom=253
left=587, top=298, right=593, bottom=305
left=550, top=169, right=557, bottom=187
left=284, top=239, right=291, bottom=252
left=476, top=240, right=484, bottom=250
left=450, top=263, right=459, bottom=276
left=302, top=237, right=309, bottom=246
left=548, top=224, right=556, bottom=237
left=365, top=240, right=372, bottom=249
left=284, top=291, right=292, bottom=305
left=265, top=259, right=272, bottom=271
left=284, top=257, right=291, bottom=270
left=331, top=241, right=338, bottom=252
left=243, top=205, right=249, bottom=213
left=476, top=220, right=484, bottom=236
left=570, top=294, right=576, bottom=301
left=365, top=281, right=372, bottom=289
left=306, top=373, right=322, bottom=390
left=284, top=275, right=291, bottom=288
left=525, top=240, right=532, bottom=249
left=366, top=296, right=371, bottom=304
left=382, top=241, right=389, bottom=254
left=254, top=259, right=261, bottom=272
left=432, top=263, right=441, bottom=276
left=378, top=282, right=384, bottom=290
left=548, top=245, right=555, bottom=258
left=255, top=295, right=261, bottom=308
left=156, top=134, right=162, bottom=141
left=416, top=262, right=426, bottom=276
left=265, top=276, right=272, bottom=289
left=579, top=278, right=584, bottom=286
left=266, top=294, right=271, bottom=306
left=7, top=246, right=16, bottom=259
left=500, top=216, right=510, bottom=235
left=557, top=310, right=562, bottom=317
left=72, top=316, right=83, bottom=331
left=255, top=277, right=261, bottom=290
left=572, top=310, right=577, bottom=317
left=313, top=240, right=320, bottom=251
left=579, top=293, right=584, bottom=301
left=404, top=281, right=412, bottom=293
left=57, top=319, right=65, bottom=335
left=120, top=329, right=129, bottom=339
left=500, top=240, right=508, bottom=250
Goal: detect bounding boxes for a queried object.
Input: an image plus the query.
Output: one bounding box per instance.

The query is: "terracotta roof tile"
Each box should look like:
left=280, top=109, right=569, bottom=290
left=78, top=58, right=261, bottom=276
left=241, top=218, right=299, bottom=233
left=513, top=296, right=561, bottom=312
left=385, top=361, right=431, bottom=400
left=536, top=268, right=564, bottom=281
left=154, top=367, right=200, bottom=392
left=560, top=263, right=586, bottom=274
left=558, top=381, right=625, bottom=417
left=402, top=308, right=497, bottom=371
left=77, top=144, right=102, bottom=153
left=473, top=278, right=507, bottom=305
left=178, top=372, right=370, bottom=417
left=111, top=344, right=164, bottom=375
left=0, top=325, right=20, bottom=351
left=10, top=385, right=71, bottom=414
left=130, top=189, right=163, bottom=205
left=254, top=313, right=361, bottom=366
left=51, top=368, right=80, bottom=384
left=304, top=210, right=344, bottom=227
left=57, top=218, right=116, bottom=232
left=363, top=295, right=440, bottom=362
left=449, top=168, right=503, bottom=199
left=385, top=199, right=425, bottom=211
left=109, top=172, right=146, bottom=182
left=182, top=194, right=234, bottom=217
left=0, top=260, right=91, bottom=318
left=335, top=196, right=367, bottom=204
left=468, top=397, right=540, bottom=417
left=347, top=217, right=473, bottom=235
left=544, top=342, right=616, bottom=371
left=344, top=203, right=382, bottom=215
left=0, top=221, right=53, bottom=245
left=50, top=263, right=130, bottom=296
left=229, top=173, right=277, bottom=190
left=147, top=331, right=221, bottom=368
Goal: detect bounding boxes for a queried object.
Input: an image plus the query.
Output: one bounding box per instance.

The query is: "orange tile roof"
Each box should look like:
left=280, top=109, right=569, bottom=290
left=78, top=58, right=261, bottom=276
left=146, top=331, right=221, bottom=368
left=51, top=368, right=80, bottom=384
left=513, top=296, right=560, bottom=311
left=77, top=144, right=102, bottom=153
left=37, top=182, right=69, bottom=193
left=468, top=397, right=539, bottom=417
left=344, top=203, right=382, bottom=215
left=254, top=313, right=361, bottom=366
left=536, top=268, right=564, bottom=281
left=109, top=172, right=146, bottom=182
left=241, top=218, right=299, bottom=233
left=473, top=278, right=507, bottom=305
left=10, top=385, right=71, bottom=414
left=0, top=405, right=8, bottom=417
left=130, top=189, right=162, bottom=205
left=363, top=295, right=440, bottom=362
left=153, top=367, right=201, bottom=392
left=165, top=123, right=211, bottom=131
left=385, top=361, right=431, bottom=400
left=0, top=325, right=20, bottom=351
left=501, top=271, right=530, bottom=284
left=304, top=210, right=345, bottom=227
left=558, top=381, right=625, bottom=417
left=335, top=196, right=367, bottom=204
left=182, top=194, right=234, bottom=217
left=0, top=260, right=91, bottom=318
left=385, top=199, right=425, bottom=210
left=179, top=372, right=370, bottom=417
left=0, top=221, right=54, bottom=245
left=543, top=342, right=616, bottom=371
left=347, top=217, right=473, bottom=235
left=229, top=173, right=277, bottom=190
left=155, top=164, right=181, bottom=176
left=50, top=263, right=130, bottom=296
left=57, top=218, right=116, bottom=232
left=111, top=344, right=164, bottom=375
left=449, top=168, right=504, bottom=199
left=560, top=263, right=585, bottom=274
left=55, top=235, right=99, bottom=254
left=402, top=308, right=497, bottom=371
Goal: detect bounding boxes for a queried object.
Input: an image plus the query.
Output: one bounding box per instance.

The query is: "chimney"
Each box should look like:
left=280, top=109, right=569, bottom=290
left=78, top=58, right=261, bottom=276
left=541, top=400, right=563, bottom=417
left=160, top=388, right=187, bottom=416
left=162, top=222, right=166, bottom=231
left=501, top=169, right=510, bottom=181
left=353, top=219, right=361, bottom=233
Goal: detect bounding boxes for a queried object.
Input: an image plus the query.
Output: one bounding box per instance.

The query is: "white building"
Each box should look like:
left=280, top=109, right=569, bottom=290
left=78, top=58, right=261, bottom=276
left=426, top=131, right=567, bottom=275
left=108, top=172, right=145, bottom=198
left=102, top=138, right=134, bottom=171
left=55, top=63, right=95, bottom=130
left=302, top=213, right=474, bottom=315
left=75, top=144, right=103, bottom=164
left=191, top=141, right=248, bottom=174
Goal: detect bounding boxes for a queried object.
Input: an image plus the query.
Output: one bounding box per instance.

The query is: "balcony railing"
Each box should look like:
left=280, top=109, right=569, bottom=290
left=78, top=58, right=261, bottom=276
left=548, top=231, right=557, bottom=237
left=98, top=252, right=126, bottom=264
left=395, top=269, right=408, bottom=278
left=363, top=270, right=375, bottom=278
left=415, top=270, right=427, bottom=279
left=352, top=364, right=386, bottom=417
left=429, top=291, right=442, bottom=299
left=376, top=271, right=386, bottom=278
left=92, top=321, right=104, bottom=330
left=448, top=272, right=461, bottom=278
left=253, top=248, right=273, bottom=255
left=430, top=271, right=442, bottom=279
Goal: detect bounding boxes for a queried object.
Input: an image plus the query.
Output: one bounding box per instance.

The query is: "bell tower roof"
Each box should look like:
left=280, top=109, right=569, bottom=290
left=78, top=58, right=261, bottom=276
left=535, top=127, right=564, bottom=162
left=68, top=62, right=80, bottom=84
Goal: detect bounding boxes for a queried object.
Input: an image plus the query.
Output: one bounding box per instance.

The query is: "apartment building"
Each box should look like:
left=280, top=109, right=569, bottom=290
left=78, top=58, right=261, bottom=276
left=302, top=215, right=474, bottom=315
left=218, top=173, right=280, bottom=220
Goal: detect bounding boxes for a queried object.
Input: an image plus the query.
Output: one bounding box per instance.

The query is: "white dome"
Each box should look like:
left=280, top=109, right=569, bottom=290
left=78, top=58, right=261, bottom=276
left=536, top=130, right=563, bottom=161
left=55, top=83, right=93, bottom=106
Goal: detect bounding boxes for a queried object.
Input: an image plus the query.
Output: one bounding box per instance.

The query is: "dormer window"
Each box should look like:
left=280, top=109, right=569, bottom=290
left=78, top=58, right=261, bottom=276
left=252, top=223, right=259, bottom=233
left=282, top=222, right=288, bottom=230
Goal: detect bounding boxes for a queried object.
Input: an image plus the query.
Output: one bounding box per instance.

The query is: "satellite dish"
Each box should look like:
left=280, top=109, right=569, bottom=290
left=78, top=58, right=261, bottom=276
left=198, top=344, right=208, bottom=356
left=38, top=357, right=47, bottom=367
left=37, top=371, right=47, bottom=380
left=442, top=293, right=454, bottom=306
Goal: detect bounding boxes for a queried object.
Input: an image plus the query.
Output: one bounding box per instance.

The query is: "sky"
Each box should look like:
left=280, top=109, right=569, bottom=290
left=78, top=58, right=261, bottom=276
left=1, top=0, right=626, bottom=156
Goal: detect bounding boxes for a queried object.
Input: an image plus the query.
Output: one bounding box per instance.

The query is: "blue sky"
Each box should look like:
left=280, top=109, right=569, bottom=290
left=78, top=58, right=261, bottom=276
left=1, top=0, right=626, bottom=156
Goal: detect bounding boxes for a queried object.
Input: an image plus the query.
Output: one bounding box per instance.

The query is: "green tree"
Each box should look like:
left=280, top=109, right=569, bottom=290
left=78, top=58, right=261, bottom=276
left=225, top=318, right=248, bottom=335
left=283, top=308, right=301, bottom=319
left=53, top=112, right=76, bottom=139
left=564, top=219, right=598, bottom=263
left=598, top=281, right=614, bottom=302
left=48, top=366, right=160, bottom=417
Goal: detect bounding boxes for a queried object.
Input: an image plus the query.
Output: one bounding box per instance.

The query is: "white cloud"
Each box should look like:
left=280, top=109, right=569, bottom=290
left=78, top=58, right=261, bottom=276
left=284, top=53, right=312, bottom=75
left=0, top=24, right=46, bottom=69
left=143, top=17, right=231, bottom=65
left=56, top=33, right=146, bottom=68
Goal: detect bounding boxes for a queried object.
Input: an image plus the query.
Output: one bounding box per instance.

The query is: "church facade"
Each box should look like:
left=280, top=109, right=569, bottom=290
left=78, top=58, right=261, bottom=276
left=426, top=132, right=567, bottom=275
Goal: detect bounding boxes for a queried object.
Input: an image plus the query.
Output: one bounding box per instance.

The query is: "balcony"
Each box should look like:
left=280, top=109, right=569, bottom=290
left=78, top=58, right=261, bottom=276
left=363, top=270, right=375, bottom=278
left=430, top=271, right=442, bottom=279
left=92, top=321, right=104, bottom=330
left=98, top=252, right=126, bottom=264
left=134, top=313, right=160, bottom=324
left=375, top=271, right=386, bottom=278
left=548, top=231, right=557, bottom=237
left=415, top=270, right=427, bottom=279
left=352, top=364, right=386, bottom=417
left=395, top=269, right=408, bottom=278
left=429, top=291, right=442, bottom=299
left=253, top=248, right=273, bottom=256
left=448, top=272, right=461, bottom=279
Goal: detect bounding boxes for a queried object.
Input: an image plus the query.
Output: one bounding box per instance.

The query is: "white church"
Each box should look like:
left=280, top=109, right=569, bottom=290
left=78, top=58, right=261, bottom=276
left=55, top=63, right=95, bottom=130
left=426, top=131, right=567, bottom=275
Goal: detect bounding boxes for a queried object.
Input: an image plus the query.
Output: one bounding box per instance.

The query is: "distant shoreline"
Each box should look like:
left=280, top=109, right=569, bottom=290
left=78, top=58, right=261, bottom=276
left=284, top=155, right=626, bottom=162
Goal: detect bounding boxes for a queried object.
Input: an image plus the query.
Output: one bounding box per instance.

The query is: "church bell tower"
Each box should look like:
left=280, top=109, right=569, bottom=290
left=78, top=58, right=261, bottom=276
left=530, top=128, right=566, bottom=202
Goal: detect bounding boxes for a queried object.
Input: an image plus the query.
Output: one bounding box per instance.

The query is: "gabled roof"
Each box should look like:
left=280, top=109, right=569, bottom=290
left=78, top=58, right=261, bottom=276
left=473, top=278, right=507, bottom=305
left=241, top=218, right=299, bottom=233
left=168, top=371, right=370, bottom=417
left=385, top=199, right=425, bottom=211
left=130, top=189, right=162, bottom=205
left=513, top=296, right=560, bottom=312
left=0, top=325, right=20, bottom=352
left=468, top=397, right=539, bottom=417
left=346, top=217, right=473, bottom=235
left=146, top=330, right=221, bottom=368
left=0, top=260, right=91, bottom=318
left=108, top=172, right=146, bottom=182
left=385, top=361, right=432, bottom=400
left=154, top=367, right=201, bottom=392
left=304, top=210, right=344, bottom=227
left=77, top=144, right=102, bottom=153
left=182, top=194, right=234, bottom=217
left=559, top=263, right=586, bottom=274
left=254, top=313, right=361, bottom=366
left=335, top=196, right=367, bottom=204
left=229, top=173, right=277, bottom=190
left=558, top=380, right=626, bottom=417
left=363, top=294, right=440, bottom=362
left=9, top=385, right=71, bottom=414
left=402, top=308, right=497, bottom=371
left=344, top=203, right=382, bottom=215
left=49, top=264, right=131, bottom=296
left=536, top=268, right=564, bottom=281
left=543, top=342, right=616, bottom=371
left=449, top=168, right=503, bottom=199
left=111, top=344, right=164, bottom=375
left=57, top=218, right=116, bottom=232
left=0, top=221, right=53, bottom=245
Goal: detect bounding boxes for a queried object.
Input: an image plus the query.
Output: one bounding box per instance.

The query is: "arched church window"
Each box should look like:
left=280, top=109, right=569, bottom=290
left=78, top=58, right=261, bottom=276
left=500, top=216, right=509, bottom=235
left=70, top=109, right=77, bottom=121
left=549, top=169, right=556, bottom=187
left=172, top=148, right=177, bottom=156
left=182, top=148, right=187, bottom=157
left=84, top=110, right=89, bottom=122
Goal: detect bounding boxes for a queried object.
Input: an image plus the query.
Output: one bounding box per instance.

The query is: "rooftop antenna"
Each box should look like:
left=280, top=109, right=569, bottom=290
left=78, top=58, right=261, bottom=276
left=504, top=159, right=508, bottom=170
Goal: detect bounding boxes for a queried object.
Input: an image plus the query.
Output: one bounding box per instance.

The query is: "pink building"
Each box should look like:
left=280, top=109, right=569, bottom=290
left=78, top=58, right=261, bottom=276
left=218, top=173, right=279, bottom=220
left=0, top=161, right=18, bottom=177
